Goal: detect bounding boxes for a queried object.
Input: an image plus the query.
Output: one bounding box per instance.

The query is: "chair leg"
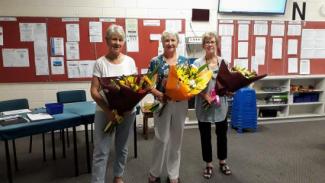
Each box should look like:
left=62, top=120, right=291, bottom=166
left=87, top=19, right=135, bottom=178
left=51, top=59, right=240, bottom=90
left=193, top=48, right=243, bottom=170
left=133, top=119, right=137, bottom=158
left=62, top=129, right=66, bottom=158
left=29, top=135, right=33, bottom=153
left=12, top=140, right=18, bottom=171
left=66, top=128, right=70, bottom=148
left=42, top=133, right=46, bottom=162
left=51, top=131, right=56, bottom=160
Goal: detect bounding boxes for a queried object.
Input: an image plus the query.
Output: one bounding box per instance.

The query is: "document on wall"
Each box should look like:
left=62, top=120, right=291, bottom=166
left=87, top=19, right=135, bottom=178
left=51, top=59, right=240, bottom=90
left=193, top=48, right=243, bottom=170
left=221, top=36, right=232, bottom=62
left=165, top=20, right=182, bottom=32
left=271, top=23, right=285, bottom=36
left=251, top=56, right=259, bottom=73
left=254, top=21, right=268, bottom=36
left=300, top=59, right=310, bottom=75
left=33, top=23, right=47, bottom=41
left=79, top=60, right=96, bottom=78
left=288, top=39, right=298, bottom=55
left=288, top=58, right=298, bottom=73
left=125, top=19, right=139, bottom=52
left=143, top=20, right=160, bottom=26
left=66, top=42, right=80, bottom=60
left=34, top=40, right=50, bottom=75
left=50, top=57, right=65, bottom=75
left=272, top=38, right=283, bottom=59
left=0, top=27, right=3, bottom=46
left=66, top=24, right=80, bottom=42
left=218, top=24, right=234, bottom=36
left=67, top=61, right=79, bottom=78
left=238, top=24, right=249, bottom=41
left=287, top=24, right=301, bottom=36
left=238, top=42, right=248, bottom=58
left=50, top=37, right=64, bottom=56
left=255, top=37, right=266, bottom=65
left=2, top=48, right=29, bottom=67
left=19, top=23, right=34, bottom=41
left=234, top=59, right=248, bottom=69
left=177, top=34, right=186, bottom=57
left=301, top=29, right=325, bottom=58
left=89, top=21, right=102, bottom=43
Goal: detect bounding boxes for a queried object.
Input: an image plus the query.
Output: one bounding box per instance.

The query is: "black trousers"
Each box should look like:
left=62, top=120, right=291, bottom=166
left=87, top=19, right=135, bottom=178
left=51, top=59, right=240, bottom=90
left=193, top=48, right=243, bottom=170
left=198, top=118, right=228, bottom=163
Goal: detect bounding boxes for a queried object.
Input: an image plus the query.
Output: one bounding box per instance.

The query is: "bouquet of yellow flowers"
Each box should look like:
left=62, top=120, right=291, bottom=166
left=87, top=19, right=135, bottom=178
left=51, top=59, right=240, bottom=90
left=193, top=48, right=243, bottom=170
left=165, top=64, right=212, bottom=101
left=100, top=74, right=155, bottom=134
left=215, top=60, right=267, bottom=96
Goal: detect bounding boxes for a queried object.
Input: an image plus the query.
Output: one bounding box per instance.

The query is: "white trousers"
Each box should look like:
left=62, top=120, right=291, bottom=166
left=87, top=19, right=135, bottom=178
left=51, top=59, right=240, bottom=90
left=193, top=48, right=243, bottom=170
left=91, top=110, right=135, bottom=183
left=149, top=101, right=188, bottom=179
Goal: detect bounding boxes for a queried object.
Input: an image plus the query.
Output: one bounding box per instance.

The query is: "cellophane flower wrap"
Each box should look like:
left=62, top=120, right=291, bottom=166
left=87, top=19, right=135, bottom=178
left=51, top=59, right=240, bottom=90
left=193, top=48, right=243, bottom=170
left=99, top=74, right=155, bottom=133
left=165, top=64, right=212, bottom=101
left=215, top=60, right=267, bottom=96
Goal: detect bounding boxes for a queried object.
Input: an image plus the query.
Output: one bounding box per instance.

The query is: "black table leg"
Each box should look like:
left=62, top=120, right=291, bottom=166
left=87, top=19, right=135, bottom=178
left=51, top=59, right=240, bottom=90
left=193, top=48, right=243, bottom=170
left=5, top=140, right=13, bottom=183
left=62, top=129, right=66, bottom=158
left=42, top=133, right=46, bottom=161
left=51, top=131, right=56, bottom=160
left=29, top=135, right=32, bottom=153
left=12, top=140, right=18, bottom=171
left=72, top=126, right=79, bottom=176
left=133, top=119, right=137, bottom=158
left=91, top=124, right=94, bottom=143
left=84, top=124, right=91, bottom=173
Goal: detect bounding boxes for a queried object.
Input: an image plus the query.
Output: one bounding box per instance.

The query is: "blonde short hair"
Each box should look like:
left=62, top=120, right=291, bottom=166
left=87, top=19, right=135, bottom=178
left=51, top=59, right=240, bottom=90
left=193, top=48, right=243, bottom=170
left=105, top=24, right=125, bottom=41
left=202, top=32, right=218, bottom=46
left=161, top=30, right=179, bottom=43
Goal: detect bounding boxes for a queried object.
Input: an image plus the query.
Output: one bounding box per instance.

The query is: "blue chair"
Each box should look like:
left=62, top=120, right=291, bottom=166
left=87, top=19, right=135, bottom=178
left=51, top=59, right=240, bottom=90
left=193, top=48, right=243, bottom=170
left=56, top=90, right=88, bottom=157
left=0, top=99, right=31, bottom=170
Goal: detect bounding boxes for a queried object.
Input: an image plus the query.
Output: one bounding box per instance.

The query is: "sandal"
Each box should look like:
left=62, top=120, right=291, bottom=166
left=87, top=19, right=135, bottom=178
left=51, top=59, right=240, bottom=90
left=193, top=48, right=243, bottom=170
left=148, top=175, right=161, bottom=183
left=166, top=177, right=180, bottom=183
left=219, top=163, right=232, bottom=175
left=203, top=166, right=213, bottom=179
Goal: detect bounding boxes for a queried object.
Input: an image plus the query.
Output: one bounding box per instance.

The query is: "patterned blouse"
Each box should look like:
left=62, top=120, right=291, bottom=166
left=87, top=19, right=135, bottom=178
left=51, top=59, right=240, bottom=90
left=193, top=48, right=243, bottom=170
left=148, top=54, right=187, bottom=93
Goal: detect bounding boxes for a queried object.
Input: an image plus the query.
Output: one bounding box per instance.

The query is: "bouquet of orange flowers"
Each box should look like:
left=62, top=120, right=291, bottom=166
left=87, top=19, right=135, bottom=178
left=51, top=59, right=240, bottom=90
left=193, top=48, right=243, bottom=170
left=100, top=74, right=155, bottom=134
left=165, top=64, right=212, bottom=101
left=215, top=60, right=267, bottom=96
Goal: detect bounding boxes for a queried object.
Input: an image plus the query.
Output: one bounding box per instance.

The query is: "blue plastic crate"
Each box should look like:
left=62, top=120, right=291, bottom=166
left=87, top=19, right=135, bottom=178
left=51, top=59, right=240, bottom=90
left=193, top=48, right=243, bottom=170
left=45, top=103, right=63, bottom=115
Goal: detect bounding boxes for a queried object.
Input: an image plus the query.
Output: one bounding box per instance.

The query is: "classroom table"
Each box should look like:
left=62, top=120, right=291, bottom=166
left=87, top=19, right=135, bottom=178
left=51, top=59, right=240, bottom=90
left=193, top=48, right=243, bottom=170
left=0, top=101, right=138, bottom=183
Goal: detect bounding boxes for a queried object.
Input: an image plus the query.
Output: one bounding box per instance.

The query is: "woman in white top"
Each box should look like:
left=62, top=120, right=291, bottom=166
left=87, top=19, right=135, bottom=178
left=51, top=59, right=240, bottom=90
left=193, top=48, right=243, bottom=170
left=90, top=24, right=137, bottom=183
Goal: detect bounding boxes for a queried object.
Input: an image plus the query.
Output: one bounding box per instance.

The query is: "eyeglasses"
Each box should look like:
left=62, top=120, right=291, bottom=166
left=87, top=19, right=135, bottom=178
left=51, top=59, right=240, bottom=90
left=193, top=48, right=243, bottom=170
left=204, top=41, right=216, bottom=45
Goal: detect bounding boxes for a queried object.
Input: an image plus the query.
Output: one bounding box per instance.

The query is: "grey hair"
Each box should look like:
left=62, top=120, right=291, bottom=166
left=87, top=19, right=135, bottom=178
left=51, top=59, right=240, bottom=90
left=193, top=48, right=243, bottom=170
left=161, top=30, right=179, bottom=43
left=202, top=32, right=218, bottom=46
left=105, top=24, right=125, bottom=41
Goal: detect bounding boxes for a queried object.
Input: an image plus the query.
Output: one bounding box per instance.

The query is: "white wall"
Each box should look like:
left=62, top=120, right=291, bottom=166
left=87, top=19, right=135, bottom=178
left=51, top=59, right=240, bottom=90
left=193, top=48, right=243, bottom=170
left=0, top=0, right=324, bottom=108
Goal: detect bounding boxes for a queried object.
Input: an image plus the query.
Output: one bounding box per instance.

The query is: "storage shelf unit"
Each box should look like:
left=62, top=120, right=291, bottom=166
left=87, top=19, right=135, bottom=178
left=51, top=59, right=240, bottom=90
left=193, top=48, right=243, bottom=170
left=252, top=75, right=325, bottom=123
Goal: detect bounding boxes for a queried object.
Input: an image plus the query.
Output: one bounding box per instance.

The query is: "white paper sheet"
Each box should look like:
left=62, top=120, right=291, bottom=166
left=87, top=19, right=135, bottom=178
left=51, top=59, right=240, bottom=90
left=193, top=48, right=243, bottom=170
left=33, top=23, right=47, bottom=41
left=27, top=113, right=53, bottom=121
left=0, top=27, right=3, bottom=46
left=165, top=19, right=182, bottom=32
left=89, top=21, right=102, bottom=43
left=288, top=58, right=298, bottom=73
left=288, top=39, right=298, bottom=55
left=255, top=37, right=266, bottom=65
left=66, top=42, right=80, bottom=60
left=254, top=22, right=268, bottom=36
left=301, top=29, right=325, bottom=58
left=251, top=56, right=259, bottom=73
left=143, top=20, right=160, bottom=26
left=2, top=48, right=29, bottom=67
left=271, top=23, right=285, bottom=36
left=66, top=24, right=80, bottom=42
left=67, top=61, right=79, bottom=78
left=50, top=57, right=65, bottom=75
left=300, top=59, right=310, bottom=75
left=234, top=59, right=248, bottom=69
left=150, top=34, right=161, bottom=41
left=50, top=37, right=64, bottom=56
left=218, top=24, right=234, bottom=36
left=221, top=36, right=232, bottom=62
left=79, top=60, right=96, bottom=78
left=19, top=23, right=34, bottom=41
left=238, top=24, right=249, bottom=41
left=125, top=19, right=139, bottom=52
left=287, top=24, right=301, bottom=36
left=238, top=42, right=248, bottom=58
left=34, top=40, right=49, bottom=75
left=272, top=38, right=283, bottom=59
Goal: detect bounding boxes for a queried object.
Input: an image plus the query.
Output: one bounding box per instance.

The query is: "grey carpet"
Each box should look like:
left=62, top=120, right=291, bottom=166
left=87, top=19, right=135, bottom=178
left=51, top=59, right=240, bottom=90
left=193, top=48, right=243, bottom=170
left=1, top=121, right=325, bottom=183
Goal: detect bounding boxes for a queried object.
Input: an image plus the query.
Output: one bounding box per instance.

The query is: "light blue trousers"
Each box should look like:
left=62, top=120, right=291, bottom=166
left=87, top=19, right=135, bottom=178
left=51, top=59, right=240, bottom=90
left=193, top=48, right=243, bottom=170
left=91, top=110, right=135, bottom=183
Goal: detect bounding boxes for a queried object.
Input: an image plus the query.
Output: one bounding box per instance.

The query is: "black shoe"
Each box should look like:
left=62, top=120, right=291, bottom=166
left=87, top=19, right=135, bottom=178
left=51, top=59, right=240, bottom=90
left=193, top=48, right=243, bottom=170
left=148, top=176, right=161, bottom=183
